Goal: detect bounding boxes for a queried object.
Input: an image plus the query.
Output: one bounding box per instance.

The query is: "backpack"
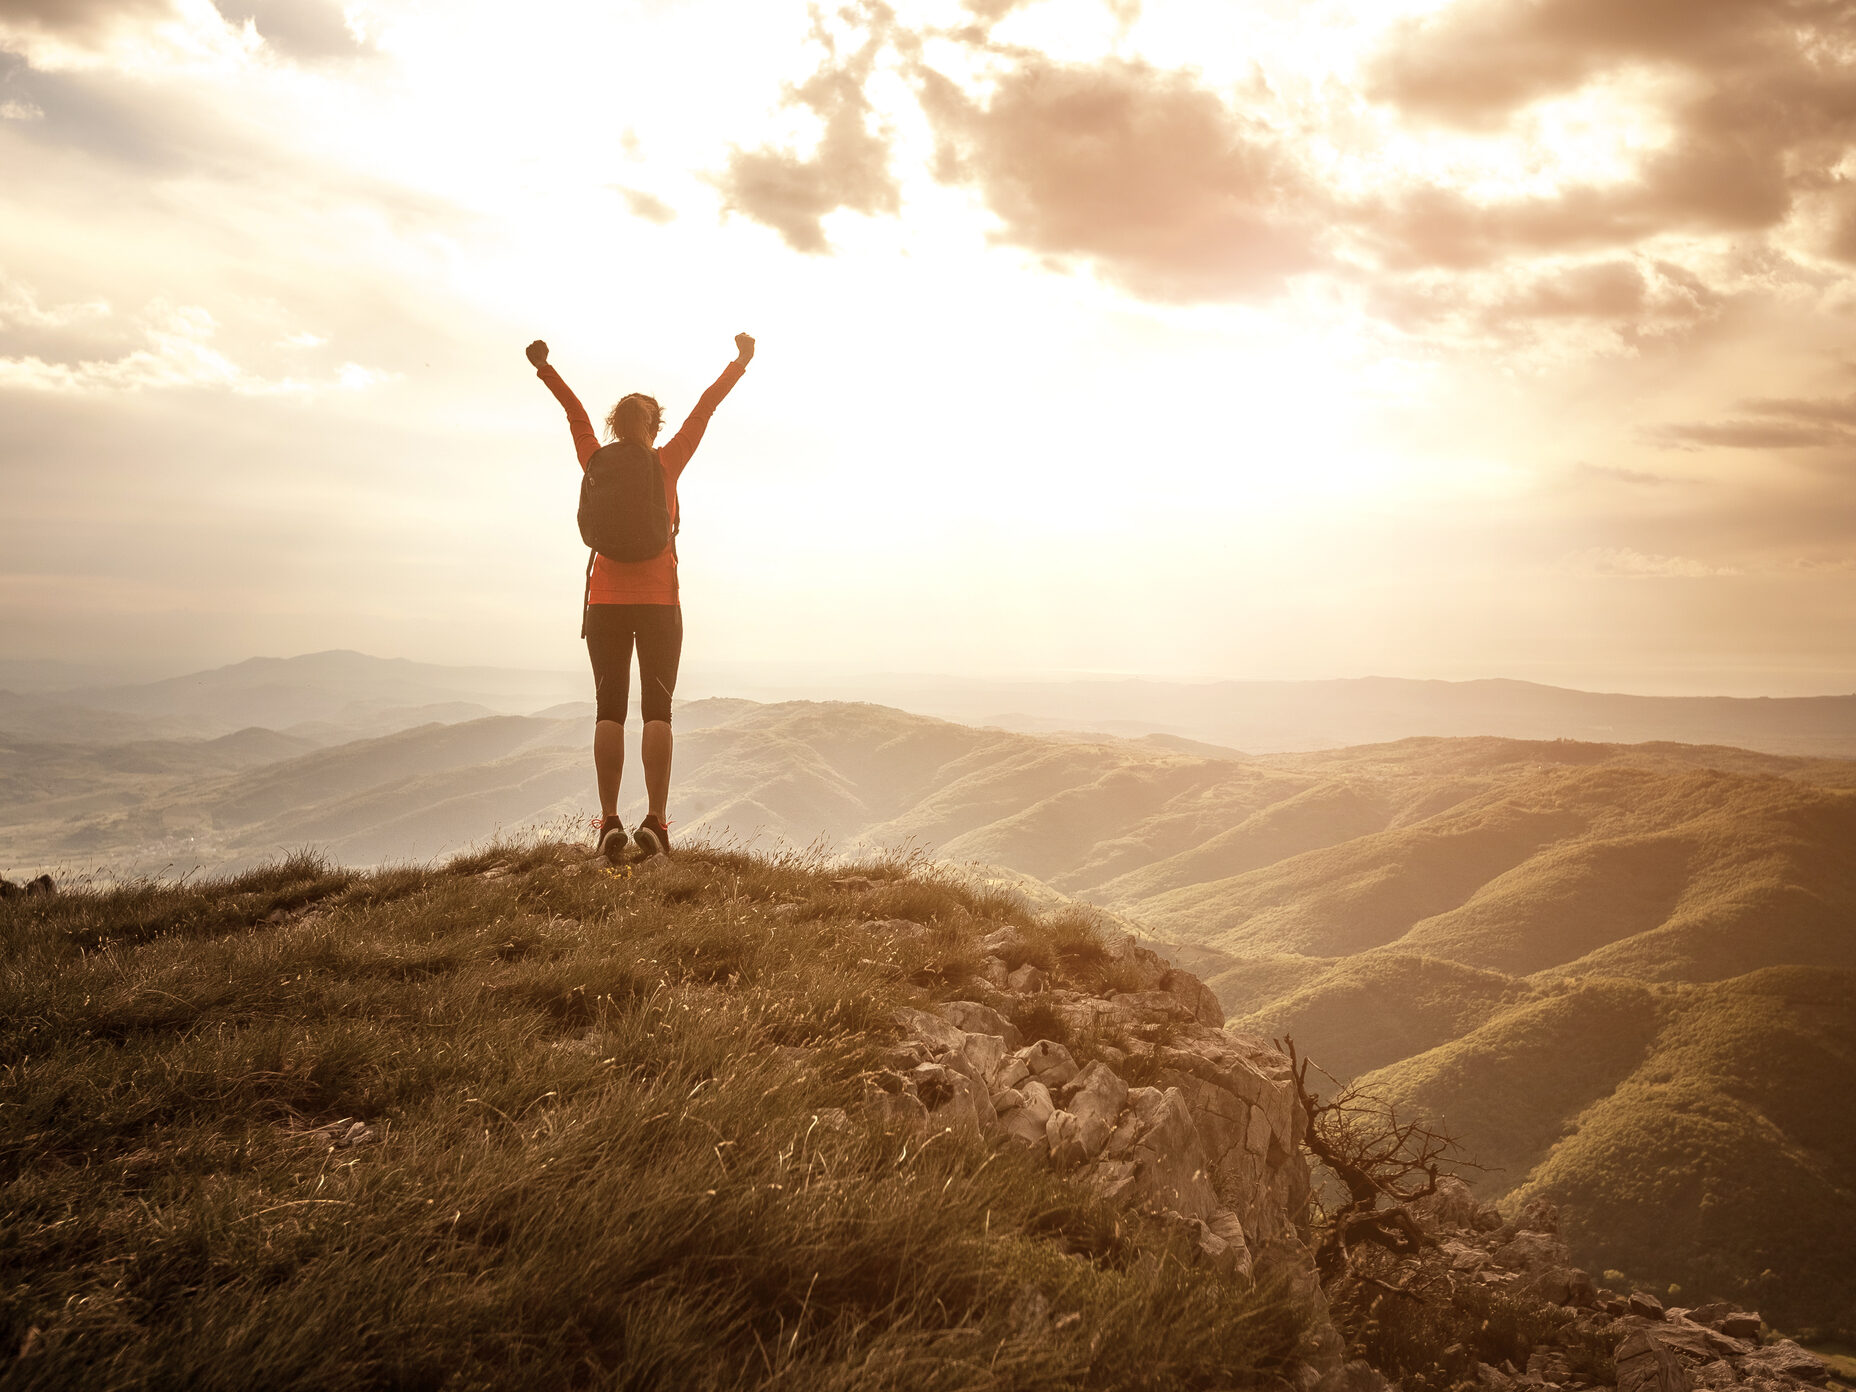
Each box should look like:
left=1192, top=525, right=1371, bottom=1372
left=578, top=440, right=673, bottom=562
left=577, top=441, right=678, bottom=636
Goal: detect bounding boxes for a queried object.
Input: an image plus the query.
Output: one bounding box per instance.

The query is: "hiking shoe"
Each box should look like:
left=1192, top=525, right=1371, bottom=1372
left=633, top=814, right=670, bottom=858
left=594, top=815, right=629, bottom=860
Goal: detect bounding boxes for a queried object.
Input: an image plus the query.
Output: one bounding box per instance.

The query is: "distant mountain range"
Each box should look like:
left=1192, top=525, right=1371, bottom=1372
left=5, top=650, right=1856, bottom=755
left=0, top=650, right=583, bottom=744
left=3, top=670, right=1853, bottom=1328
left=851, top=673, right=1856, bottom=759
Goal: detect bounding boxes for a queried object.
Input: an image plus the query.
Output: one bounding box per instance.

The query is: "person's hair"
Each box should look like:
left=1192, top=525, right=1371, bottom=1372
left=606, top=393, right=663, bottom=443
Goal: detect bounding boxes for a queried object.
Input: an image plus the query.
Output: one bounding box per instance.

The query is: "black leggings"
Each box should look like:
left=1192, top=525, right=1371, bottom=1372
left=586, top=604, right=683, bottom=725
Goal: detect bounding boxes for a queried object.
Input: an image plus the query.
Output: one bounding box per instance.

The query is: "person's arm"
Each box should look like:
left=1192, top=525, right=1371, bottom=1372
left=525, top=339, right=600, bottom=467
left=660, top=333, right=754, bottom=473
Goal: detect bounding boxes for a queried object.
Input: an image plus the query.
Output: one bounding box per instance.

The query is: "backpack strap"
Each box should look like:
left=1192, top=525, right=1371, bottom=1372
left=579, top=547, right=595, bottom=639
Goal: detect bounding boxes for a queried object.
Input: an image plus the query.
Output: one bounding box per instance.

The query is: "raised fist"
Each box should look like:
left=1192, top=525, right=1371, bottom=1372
left=734, top=332, right=755, bottom=364
left=525, top=339, right=548, bottom=367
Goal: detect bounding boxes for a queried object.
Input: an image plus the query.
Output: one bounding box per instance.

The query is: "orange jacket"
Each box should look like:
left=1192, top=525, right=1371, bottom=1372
left=539, top=358, right=745, bottom=604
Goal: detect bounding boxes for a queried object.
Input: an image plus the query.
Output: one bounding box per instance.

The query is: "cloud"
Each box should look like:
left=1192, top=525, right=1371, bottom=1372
left=1362, top=143, right=1793, bottom=273
left=0, top=0, right=180, bottom=44
left=1363, top=256, right=1722, bottom=353
left=1571, top=462, right=1678, bottom=487
left=613, top=186, right=677, bottom=225
left=212, top=1, right=366, bottom=60
left=1366, top=0, right=1782, bottom=127
left=1567, top=546, right=1742, bottom=579
left=1739, top=393, right=1856, bottom=426
left=1651, top=392, right=1856, bottom=449
left=0, top=297, right=389, bottom=395
left=697, top=0, right=1855, bottom=349
left=714, top=1, right=901, bottom=254
left=0, top=0, right=255, bottom=72
left=2, top=59, right=260, bottom=171
left=717, top=5, right=1328, bottom=296
left=0, top=276, right=111, bottom=330
left=1361, top=0, right=1856, bottom=270
left=916, top=53, right=1326, bottom=301
left=1653, top=420, right=1844, bottom=450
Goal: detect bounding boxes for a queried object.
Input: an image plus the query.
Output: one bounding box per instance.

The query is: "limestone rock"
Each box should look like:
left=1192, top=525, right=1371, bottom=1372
left=892, top=1007, right=968, bottom=1056
left=1158, top=968, right=1225, bottom=1027
left=1714, top=1313, right=1762, bottom=1341
left=1645, top=1317, right=1754, bottom=1362
left=1103, top=933, right=1169, bottom=992
left=1618, top=1330, right=1692, bottom=1392
left=1006, top=962, right=1048, bottom=993
left=1522, top=1266, right=1573, bottom=1306
left=1527, top=1349, right=1572, bottom=1385
left=1019, top=1079, right=1056, bottom=1124
left=1084, top=1085, right=1219, bottom=1220
left=1739, top=1340, right=1829, bottom=1384
left=993, top=1055, right=1030, bottom=1091
left=1015, top=1040, right=1079, bottom=1090
left=994, top=1100, right=1050, bottom=1154
left=1410, top=1175, right=1482, bottom=1233
left=1442, top=1238, right=1492, bottom=1272
left=1200, top=1208, right=1254, bottom=1278
left=936, top=1000, right=1022, bottom=1050
left=1047, top=1109, right=1105, bottom=1170
left=1629, top=1291, right=1668, bottom=1321
left=1104, top=988, right=1198, bottom=1027
left=916, top=1064, right=992, bottom=1137
left=1044, top=1060, right=1128, bottom=1169
left=956, top=1032, right=1008, bottom=1088
left=885, top=943, right=1337, bottom=1392
left=979, top=924, right=1026, bottom=961
left=1062, top=1060, right=1129, bottom=1129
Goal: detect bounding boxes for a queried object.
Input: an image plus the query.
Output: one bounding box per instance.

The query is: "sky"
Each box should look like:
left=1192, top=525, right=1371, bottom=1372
left=3, top=0, right=1855, bottom=697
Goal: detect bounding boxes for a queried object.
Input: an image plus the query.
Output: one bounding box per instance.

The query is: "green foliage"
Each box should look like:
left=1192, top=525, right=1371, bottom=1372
left=0, top=842, right=1305, bottom=1389
left=1234, top=952, right=1520, bottom=1080
left=1349, top=967, right=1856, bottom=1338
left=1510, top=967, right=1856, bottom=1339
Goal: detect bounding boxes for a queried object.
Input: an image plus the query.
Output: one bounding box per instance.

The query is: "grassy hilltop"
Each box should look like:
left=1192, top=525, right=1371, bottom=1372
left=0, top=844, right=1305, bottom=1391
left=8, top=702, right=1855, bottom=1338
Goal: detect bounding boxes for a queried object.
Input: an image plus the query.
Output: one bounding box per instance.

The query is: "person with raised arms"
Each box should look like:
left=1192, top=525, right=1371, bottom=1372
left=526, top=331, right=755, bottom=859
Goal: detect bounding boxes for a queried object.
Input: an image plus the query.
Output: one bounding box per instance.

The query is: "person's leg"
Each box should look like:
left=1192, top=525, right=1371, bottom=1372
left=584, top=606, right=636, bottom=819
left=634, top=604, right=684, bottom=835
left=641, top=721, right=671, bottom=821
left=593, top=720, right=625, bottom=817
